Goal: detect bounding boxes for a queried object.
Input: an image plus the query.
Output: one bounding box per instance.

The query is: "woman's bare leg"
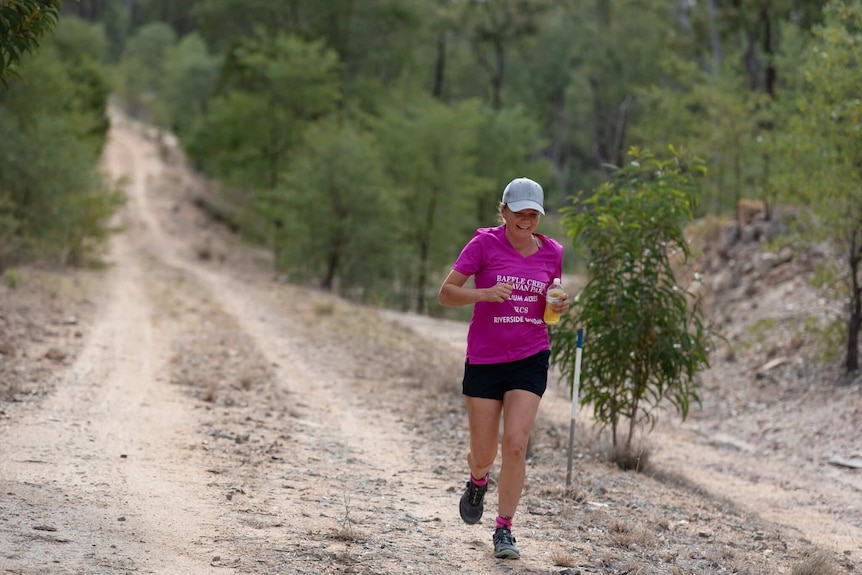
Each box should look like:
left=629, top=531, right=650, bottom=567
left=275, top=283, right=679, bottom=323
left=463, top=396, right=503, bottom=478
left=497, top=390, right=541, bottom=518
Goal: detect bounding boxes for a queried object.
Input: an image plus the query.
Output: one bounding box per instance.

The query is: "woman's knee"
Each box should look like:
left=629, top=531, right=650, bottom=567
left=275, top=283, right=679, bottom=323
left=469, top=446, right=498, bottom=470
left=501, top=432, right=529, bottom=460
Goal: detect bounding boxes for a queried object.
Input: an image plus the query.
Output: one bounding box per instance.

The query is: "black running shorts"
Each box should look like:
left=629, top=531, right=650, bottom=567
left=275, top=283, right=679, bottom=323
left=462, top=350, right=550, bottom=400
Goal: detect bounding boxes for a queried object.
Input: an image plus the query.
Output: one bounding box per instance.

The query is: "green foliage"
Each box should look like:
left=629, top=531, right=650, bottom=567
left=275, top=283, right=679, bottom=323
left=192, top=0, right=294, bottom=52
left=803, top=315, right=845, bottom=365
left=775, top=0, right=862, bottom=372
left=50, top=15, right=111, bottom=147
left=0, top=192, right=18, bottom=270
left=0, top=0, right=61, bottom=84
left=114, top=22, right=177, bottom=119
left=194, top=0, right=429, bottom=100
left=473, top=105, right=552, bottom=220
left=0, top=107, right=124, bottom=267
left=503, top=5, right=598, bottom=193
left=186, top=30, right=341, bottom=190
left=551, top=147, right=713, bottom=449
left=153, top=32, right=219, bottom=139
left=51, top=13, right=108, bottom=62
left=0, top=31, right=122, bottom=270
left=632, top=42, right=777, bottom=218
left=371, top=92, right=488, bottom=313
left=743, top=318, right=779, bottom=350
left=45, top=0, right=862, bottom=356
left=3, top=267, right=20, bottom=289
left=260, top=116, right=401, bottom=299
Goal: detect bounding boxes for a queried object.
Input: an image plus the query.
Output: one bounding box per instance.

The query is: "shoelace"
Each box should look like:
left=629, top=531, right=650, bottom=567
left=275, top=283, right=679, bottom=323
left=468, top=482, right=485, bottom=505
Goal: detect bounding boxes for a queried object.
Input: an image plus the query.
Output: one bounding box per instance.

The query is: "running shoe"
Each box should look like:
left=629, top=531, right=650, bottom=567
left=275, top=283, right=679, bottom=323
left=458, top=477, right=487, bottom=524
left=493, top=527, right=520, bottom=559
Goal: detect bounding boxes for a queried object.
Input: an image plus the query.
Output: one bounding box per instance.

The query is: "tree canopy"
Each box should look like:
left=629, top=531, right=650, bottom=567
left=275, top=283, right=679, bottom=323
left=4, top=0, right=857, bottom=373
left=0, top=0, right=62, bottom=84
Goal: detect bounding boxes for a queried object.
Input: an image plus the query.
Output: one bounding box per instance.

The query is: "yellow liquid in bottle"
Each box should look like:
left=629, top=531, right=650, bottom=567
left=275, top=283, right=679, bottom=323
left=544, top=287, right=564, bottom=325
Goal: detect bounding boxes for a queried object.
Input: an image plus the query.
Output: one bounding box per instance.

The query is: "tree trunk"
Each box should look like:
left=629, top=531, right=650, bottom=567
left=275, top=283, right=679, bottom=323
left=432, top=32, right=446, bottom=100
left=416, top=189, right=439, bottom=314
left=491, top=36, right=505, bottom=110
left=626, top=398, right=638, bottom=451
left=323, top=249, right=338, bottom=291
left=612, top=95, right=634, bottom=168
left=761, top=7, right=777, bottom=98
left=707, top=0, right=722, bottom=74
left=846, top=230, right=861, bottom=373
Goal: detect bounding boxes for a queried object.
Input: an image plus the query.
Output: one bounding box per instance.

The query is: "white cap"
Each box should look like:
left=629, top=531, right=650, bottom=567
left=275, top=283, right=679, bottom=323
left=502, top=177, right=545, bottom=215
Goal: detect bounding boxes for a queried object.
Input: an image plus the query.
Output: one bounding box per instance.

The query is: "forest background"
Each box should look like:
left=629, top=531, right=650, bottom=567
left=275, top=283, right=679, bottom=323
left=1, top=0, right=860, bottom=369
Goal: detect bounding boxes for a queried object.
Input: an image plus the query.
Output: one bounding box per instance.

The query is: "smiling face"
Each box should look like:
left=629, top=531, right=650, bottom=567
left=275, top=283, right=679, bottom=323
left=502, top=205, right=541, bottom=242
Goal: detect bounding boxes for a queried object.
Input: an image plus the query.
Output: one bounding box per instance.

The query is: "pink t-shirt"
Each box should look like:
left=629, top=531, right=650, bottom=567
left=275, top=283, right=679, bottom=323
left=452, top=225, right=564, bottom=364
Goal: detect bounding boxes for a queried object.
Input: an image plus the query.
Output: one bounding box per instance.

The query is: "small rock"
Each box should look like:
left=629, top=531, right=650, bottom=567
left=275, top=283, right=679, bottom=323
left=0, top=341, right=15, bottom=356
left=44, top=347, right=68, bottom=361
left=777, top=245, right=794, bottom=264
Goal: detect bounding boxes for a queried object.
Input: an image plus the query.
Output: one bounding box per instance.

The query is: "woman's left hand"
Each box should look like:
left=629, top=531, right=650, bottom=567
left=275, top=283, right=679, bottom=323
left=551, top=292, right=570, bottom=314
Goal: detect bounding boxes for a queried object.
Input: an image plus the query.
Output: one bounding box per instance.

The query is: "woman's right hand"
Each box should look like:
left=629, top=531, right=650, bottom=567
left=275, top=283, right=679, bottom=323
left=485, top=282, right=513, bottom=303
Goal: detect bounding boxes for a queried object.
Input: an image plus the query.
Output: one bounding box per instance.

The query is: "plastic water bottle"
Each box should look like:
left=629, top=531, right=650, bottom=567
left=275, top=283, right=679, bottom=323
left=544, top=278, right=564, bottom=325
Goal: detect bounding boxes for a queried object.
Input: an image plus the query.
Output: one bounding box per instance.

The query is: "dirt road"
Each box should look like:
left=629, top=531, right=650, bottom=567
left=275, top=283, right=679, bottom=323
left=1, top=113, right=860, bottom=575
left=0, top=115, right=495, bottom=574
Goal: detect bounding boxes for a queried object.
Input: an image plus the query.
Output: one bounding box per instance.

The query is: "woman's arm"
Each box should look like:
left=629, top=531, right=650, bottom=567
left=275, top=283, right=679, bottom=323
left=437, top=269, right=513, bottom=307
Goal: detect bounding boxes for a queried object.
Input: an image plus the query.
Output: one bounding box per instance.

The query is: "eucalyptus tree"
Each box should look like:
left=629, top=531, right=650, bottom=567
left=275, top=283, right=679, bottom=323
left=372, top=92, right=488, bottom=313
left=60, top=0, right=132, bottom=61
left=472, top=105, right=552, bottom=222
left=49, top=15, right=111, bottom=146
left=0, top=25, right=122, bottom=270
left=153, top=32, right=219, bottom=142
left=551, top=147, right=713, bottom=453
left=775, top=0, right=862, bottom=373
left=114, top=22, right=177, bottom=119
left=185, top=30, right=341, bottom=191
left=194, top=0, right=433, bottom=106
left=192, top=0, right=296, bottom=52
left=263, top=116, right=401, bottom=298
left=692, top=0, right=828, bottom=97
left=0, top=0, right=61, bottom=84
left=499, top=5, right=592, bottom=194
left=654, top=0, right=829, bottom=217
left=503, top=1, right=687, bottom=195
left=63, top=0, right=198, bottom=38
left=455, top=0, right=551, bottom=110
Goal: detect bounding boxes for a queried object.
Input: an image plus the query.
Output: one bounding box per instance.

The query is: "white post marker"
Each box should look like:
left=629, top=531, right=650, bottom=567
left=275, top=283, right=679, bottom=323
left=565, top=328, right=584, bottom=489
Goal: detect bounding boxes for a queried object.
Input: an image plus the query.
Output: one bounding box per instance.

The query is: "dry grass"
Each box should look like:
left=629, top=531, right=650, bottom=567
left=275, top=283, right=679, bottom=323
left=336, top=492, right=356, bottom=542
left=609, top=519, right=655, bottom=549
left=585, top=431, right=654, bottom=473
left=312, top=300, right=336, bottom=316
left=202, top=380, right=217, bottom=403
left=552, top=548, right=577, bottom=567
left=791, top=549, right=840, bottom=575
left=607, top=442, right=652, bottom=472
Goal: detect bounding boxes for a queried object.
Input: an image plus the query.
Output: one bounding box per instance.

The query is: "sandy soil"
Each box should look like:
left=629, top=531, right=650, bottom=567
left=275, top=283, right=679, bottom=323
left=0, top=113, right=860, bottom=575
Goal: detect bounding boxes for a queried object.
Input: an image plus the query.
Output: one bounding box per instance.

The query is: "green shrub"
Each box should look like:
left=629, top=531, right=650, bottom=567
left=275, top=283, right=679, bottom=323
left=552, top=146, right=715, bottom=453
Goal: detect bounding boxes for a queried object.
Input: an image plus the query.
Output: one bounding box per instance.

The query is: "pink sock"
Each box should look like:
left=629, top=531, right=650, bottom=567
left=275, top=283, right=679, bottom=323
left=470, top=472, right=488, bottom=486
left=496, top=515, right=512, bottom=530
